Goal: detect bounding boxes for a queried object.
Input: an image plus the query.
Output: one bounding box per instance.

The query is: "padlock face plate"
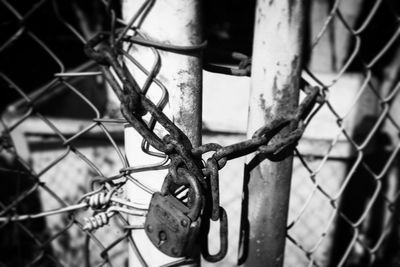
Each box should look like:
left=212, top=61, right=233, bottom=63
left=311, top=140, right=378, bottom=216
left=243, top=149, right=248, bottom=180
left=145, top=192, right=196, bottom=257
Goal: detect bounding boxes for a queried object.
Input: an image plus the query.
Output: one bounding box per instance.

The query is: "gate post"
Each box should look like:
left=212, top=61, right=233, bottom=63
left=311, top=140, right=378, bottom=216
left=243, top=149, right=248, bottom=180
left=121, top=0, right=203, bottom=266
left=240, top=1, right=307, bottom=266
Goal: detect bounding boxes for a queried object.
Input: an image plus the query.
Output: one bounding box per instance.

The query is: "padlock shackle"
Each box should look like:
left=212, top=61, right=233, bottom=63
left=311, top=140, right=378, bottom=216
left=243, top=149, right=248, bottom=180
left=161, top=167, right=202, bottom=221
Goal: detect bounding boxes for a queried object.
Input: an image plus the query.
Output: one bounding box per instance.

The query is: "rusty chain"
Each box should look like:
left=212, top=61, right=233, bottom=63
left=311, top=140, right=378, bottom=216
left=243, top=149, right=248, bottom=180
left=0, top=0, right=324, bottom=263
left=2, top=0, right=400, bottom=266
left=84, top=27, right=322, bottom=262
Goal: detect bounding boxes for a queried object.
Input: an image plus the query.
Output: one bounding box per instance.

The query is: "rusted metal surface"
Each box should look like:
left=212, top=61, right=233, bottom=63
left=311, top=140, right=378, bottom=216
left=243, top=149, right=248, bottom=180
left=200, top=206, right=228, bottom=262
left=120, top=1, right=203, bottom=266
left=3, top=0, right=400, bottom=266
left=238, top=1, right=307, bottom=266
left=85, top=26, right=319, bottom=265
left=2, top=0, right=317, bottom=264
left=144, top=168, right=202, bottom=258
left=84, top=5, right=319, bottom=264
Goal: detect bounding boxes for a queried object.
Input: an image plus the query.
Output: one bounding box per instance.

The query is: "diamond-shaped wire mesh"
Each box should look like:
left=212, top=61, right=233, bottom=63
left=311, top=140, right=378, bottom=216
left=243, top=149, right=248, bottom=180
left=1, top=0, right=400, bottom=267
left=0, top=1, right=133, bottom=266
left=286, top=0, right=400, bottom=266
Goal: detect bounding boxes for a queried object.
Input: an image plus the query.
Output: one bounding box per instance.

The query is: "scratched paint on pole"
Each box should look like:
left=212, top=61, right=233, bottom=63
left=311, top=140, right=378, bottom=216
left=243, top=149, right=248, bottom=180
left=122, top=0, right=202, bottom=266
left=239, top=1, right=306, bottom=267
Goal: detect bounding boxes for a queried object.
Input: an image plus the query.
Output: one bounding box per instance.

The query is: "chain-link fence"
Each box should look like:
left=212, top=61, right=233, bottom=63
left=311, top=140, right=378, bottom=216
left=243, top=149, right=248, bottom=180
left=1, top=0, right=400, bottom=267
left=0, top=1, right=136, bottom=266
left=286, top=0, right=400, bottom=266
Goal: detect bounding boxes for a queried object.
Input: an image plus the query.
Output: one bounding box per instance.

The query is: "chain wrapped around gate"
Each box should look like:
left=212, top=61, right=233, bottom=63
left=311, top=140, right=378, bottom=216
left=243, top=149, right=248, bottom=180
left=84, top=30, right=322, bottom=262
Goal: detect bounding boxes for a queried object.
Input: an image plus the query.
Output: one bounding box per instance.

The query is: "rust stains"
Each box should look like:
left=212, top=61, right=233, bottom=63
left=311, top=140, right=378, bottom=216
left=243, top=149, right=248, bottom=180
left=175, top=59, right=202, bottom=146
left=259, top=93, right=266, bottom=111
left=288, top=0, right=296, bottom=22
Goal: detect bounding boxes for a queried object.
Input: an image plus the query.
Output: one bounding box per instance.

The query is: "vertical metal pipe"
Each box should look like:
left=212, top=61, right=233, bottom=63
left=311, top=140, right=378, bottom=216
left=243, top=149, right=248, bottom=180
left=239, top=1, right=306, bottom=266
left=122, top=0, right=202, bottom=266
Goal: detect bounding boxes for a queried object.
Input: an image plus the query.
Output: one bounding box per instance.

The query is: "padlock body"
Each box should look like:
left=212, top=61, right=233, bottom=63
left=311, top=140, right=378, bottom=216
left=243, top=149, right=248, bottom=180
left=145, top=192, right=200, bottom=257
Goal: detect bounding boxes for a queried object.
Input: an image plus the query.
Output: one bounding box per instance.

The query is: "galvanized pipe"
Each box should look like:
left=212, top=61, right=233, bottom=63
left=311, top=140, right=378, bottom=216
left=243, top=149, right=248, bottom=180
left=239, top=1, right=306, bottom=266
left=122, top=0, right=202, bottom=266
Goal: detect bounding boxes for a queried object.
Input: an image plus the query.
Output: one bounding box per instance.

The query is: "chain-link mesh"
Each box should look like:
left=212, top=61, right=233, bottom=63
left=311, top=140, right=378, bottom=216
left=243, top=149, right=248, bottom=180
left=1, top=0, right=400, bottom=267
left=0, top=1, right=140, bottom=266
left=286, top=0, right=400, bottom=266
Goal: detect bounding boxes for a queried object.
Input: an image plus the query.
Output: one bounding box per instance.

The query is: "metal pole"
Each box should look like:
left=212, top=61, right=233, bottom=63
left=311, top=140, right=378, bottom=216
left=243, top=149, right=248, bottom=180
left=122, top=0, right=202, bottom=266
left=239, top=1, right=306, bottom=266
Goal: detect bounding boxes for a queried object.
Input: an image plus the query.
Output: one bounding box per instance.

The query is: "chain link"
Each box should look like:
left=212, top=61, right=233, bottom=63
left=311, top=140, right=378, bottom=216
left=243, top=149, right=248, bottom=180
left=82, top=18, right=322, bottom=261
left=2, top=0, right=400, bottom=266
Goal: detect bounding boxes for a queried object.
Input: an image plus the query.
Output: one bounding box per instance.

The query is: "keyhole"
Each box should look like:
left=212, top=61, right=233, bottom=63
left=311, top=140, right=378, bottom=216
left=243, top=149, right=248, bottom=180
left=157, top=231, right=167, bottom=247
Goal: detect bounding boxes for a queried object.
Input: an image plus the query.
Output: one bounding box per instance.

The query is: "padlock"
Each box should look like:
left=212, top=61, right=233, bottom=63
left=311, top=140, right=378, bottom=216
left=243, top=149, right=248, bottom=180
left=144, top=167, right=203, bottom=257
